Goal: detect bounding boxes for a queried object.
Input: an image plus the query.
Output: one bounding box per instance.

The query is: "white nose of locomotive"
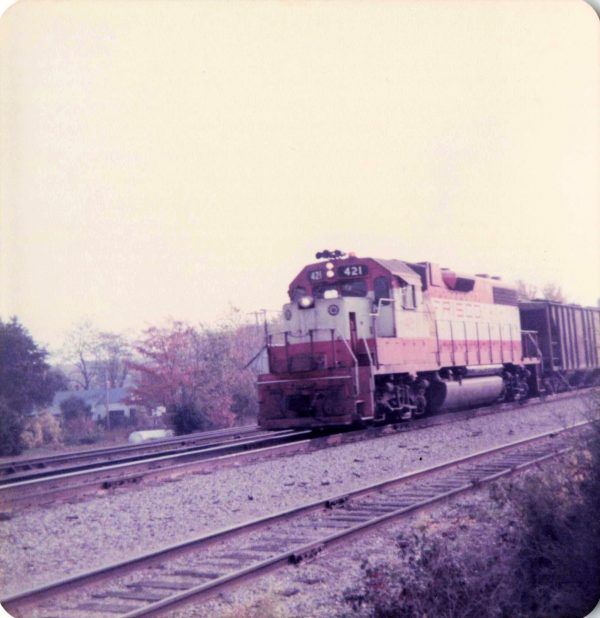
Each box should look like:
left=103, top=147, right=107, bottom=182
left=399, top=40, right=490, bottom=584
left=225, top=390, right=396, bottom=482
left=281, top=296, right=371, bottom=341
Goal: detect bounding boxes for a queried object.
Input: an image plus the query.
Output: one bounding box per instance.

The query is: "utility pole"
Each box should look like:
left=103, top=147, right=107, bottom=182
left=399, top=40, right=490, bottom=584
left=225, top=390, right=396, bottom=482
left=261, top=309, right=268, bottom=342
left=105, top=366, right=111, bottom=431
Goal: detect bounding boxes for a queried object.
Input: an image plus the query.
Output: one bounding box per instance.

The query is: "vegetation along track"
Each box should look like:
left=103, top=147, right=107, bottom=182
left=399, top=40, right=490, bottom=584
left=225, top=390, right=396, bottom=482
left=0, top=389, right=592, bottom=511
left=2, top=419, right=594, bottom=618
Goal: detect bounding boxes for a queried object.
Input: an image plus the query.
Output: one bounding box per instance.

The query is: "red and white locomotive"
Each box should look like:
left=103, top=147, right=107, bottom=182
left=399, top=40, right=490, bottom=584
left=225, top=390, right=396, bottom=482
left=257, top=251, right=600, bottom=429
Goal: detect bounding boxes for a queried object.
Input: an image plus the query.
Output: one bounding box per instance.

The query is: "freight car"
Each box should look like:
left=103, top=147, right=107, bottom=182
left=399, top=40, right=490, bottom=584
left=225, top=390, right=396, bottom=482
left=257, top=251, right=600, bottom=429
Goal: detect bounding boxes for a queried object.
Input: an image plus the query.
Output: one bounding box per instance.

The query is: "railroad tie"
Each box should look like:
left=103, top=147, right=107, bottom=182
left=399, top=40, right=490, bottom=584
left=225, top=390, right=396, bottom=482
left=126, top=580, right=194, bottom=590
left=76, top=601, right=140, bottom=614
left=217, top=551, right=267, bottom=561
left=170, top=569, right=222, bottom=579
left=93, top=589, right=166, bottom=602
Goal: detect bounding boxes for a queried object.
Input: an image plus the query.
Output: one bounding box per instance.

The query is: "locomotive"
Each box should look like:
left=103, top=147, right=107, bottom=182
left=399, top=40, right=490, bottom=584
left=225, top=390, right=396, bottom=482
left=257, top=251, right=600, bottom=429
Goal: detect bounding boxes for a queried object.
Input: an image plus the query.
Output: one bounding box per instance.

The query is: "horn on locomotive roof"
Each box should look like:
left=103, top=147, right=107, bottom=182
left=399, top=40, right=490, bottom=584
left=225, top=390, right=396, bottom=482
left=315, top=249, right=346, bottom=260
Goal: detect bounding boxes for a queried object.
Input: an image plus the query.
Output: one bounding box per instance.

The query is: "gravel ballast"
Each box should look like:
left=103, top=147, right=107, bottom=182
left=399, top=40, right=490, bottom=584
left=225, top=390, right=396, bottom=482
left=177, top=447, right=594, bottom=618
left=0, top=396, right=593, bottom=599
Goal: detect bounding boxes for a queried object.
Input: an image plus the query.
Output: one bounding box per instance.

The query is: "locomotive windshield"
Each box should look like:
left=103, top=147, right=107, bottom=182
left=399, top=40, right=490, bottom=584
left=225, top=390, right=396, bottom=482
left=313, top=279, right=367, bottom=299
left=291, top=286, right=307, bottom=301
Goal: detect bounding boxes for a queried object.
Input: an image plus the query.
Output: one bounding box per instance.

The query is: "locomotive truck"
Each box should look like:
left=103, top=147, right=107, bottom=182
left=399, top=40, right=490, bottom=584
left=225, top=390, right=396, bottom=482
left=257, top=251, right=600, bottom=429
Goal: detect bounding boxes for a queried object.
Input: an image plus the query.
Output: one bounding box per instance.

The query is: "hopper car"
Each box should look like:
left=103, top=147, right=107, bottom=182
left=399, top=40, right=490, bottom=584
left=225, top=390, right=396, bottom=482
left=257, top=251, right=600, bottom=429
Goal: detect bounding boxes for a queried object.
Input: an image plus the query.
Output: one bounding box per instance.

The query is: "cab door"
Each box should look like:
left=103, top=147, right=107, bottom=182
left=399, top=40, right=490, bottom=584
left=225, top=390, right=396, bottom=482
left=374, top=276, right=395, bottom=337
left=349, top=312, right=359, bottom=352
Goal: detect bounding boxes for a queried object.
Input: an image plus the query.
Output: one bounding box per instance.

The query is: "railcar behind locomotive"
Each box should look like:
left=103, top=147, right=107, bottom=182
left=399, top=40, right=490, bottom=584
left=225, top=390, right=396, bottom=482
left=257, top=251, right=600, bottom=429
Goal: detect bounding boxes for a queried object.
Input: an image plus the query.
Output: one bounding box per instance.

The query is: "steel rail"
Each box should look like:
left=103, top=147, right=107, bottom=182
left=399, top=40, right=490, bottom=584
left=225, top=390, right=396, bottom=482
left=0, top=429, right=312, bottom=509
left=2, top=417, right=594, bottom=617
left=0, top=388, right=592, bottom=510
left=0, top=424, right=263, bottom=479
left=0, top=428, right=288, bottom=486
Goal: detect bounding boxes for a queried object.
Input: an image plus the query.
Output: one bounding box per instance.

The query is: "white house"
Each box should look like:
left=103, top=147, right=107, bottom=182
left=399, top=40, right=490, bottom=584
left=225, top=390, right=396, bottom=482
left=49, top=388, right=162, bottom=425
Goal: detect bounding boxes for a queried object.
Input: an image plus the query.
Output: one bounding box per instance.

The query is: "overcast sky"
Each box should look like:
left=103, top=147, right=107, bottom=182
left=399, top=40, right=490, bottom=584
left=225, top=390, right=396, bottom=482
left=1, top=0, right=598, bottom=352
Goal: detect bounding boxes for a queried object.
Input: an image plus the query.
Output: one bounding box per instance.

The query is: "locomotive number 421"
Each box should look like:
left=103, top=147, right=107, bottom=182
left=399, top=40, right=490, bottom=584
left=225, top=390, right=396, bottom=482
left=337, top=264, right=368, bottom=277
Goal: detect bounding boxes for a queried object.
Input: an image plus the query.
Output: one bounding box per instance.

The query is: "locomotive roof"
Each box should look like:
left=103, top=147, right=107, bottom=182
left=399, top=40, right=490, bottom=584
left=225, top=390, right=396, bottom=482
left=370, top=258, right=422, bottom=284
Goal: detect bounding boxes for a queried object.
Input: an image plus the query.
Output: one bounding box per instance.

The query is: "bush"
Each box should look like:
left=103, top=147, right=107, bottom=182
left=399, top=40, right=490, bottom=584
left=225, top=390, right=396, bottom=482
left=230, top=374, right=259, bottom=425
left=63, top=416, right=103, bottom=445
left=132, top=409, right=156, bottom=430
left=60, top=395, right=91, bottom=421
left=20, top=412, right=63, bottom=449
left=345, top=531, right=519, bottom=618
left=0, top=398, right=24, bottom=456
left=38, top=411, right=63, bottom=444
left=171, top=402, right=208, bottom=434
left=345, top=425, right=600, bottom=618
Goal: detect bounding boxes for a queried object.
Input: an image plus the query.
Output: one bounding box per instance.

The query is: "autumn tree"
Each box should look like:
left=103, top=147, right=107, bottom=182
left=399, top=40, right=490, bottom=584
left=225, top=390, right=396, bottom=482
left=0, top=317, right=65, bottom=455
left=130, top=313, right=265, bottom=433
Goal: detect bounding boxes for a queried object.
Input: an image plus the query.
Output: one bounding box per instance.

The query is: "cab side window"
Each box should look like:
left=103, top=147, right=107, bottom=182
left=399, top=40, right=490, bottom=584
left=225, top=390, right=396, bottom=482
left=400, top=284, right=416, bottom=309
left=374, top=276, right=390, bottom=305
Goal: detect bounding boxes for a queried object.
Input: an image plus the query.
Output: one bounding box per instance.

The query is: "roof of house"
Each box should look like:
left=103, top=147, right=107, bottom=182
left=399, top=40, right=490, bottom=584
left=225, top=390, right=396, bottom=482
left=51, top=387, right=131, bottom=409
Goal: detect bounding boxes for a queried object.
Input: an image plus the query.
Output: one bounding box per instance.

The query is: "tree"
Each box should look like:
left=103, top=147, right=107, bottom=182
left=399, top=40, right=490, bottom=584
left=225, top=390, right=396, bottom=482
left=516, top=280, right=568, bottom=304
left=516, top=280, right=538, bottom=302
left=129, top=310, right=270, bottom=433
left=60, top=321, right=98, bottom=389
left=61, top=321, right=132, bottom=389
left=93, top=331, right=132, bottom=388
left=130, top=320, right=236, bottom=431
left=542, top=283, right=568, bottom=303
left=0, top=317, right=61, bottom=455
left=0, top=317, right=57, bottom=415
left=0, top=398, right=25, bottom=455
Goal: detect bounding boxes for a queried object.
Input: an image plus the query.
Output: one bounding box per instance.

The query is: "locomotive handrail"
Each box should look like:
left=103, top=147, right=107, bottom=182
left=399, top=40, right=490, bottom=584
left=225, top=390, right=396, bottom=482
left=266, top=328, right=358, bottom=387
left=334, top=328, right=360, bottom=396
left=369, top=297, right=395, bottom=317
left=362, top=337, right=375, bottom=403
left=521, top=330, right=542, bottom=360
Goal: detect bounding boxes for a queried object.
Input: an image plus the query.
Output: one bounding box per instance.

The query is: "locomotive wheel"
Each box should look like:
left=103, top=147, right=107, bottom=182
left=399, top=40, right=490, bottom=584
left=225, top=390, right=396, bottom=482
left=413, top=395, right=427, bottom=417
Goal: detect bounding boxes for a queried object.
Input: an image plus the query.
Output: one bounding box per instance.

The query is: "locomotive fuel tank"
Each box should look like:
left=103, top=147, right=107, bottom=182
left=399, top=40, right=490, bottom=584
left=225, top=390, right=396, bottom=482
left=427, top=376, right=505, bottom=413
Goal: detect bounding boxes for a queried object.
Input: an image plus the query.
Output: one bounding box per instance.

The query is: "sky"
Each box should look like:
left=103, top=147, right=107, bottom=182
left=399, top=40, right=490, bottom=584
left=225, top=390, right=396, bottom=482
left=1, top=0, right=599, bottom=353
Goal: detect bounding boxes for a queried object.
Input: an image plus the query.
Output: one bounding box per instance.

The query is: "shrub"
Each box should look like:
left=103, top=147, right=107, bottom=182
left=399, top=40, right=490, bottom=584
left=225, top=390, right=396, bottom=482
left=20, top=417, right=42, bottom=449
left=345, top=531, right=519, bottom=618
left=230, top=374, right=259, bottom=425
left=171, top=402, right=208, bottom=434
left=0, top=398, right=24, bottom=456
left=345, top=425, right=600, bottom=618
left=60, top=395, right=91, bottom=421
left=63, top=416, right=103, bottom=445
left=38, top=411, right=63, bottom=444
left=132, top=409, right=154, bottom=430
left=20, top=412, right=63, bottom=449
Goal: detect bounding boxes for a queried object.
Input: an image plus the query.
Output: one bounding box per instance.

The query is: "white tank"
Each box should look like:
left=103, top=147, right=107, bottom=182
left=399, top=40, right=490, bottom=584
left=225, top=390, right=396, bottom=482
left=128, top=429, right=175, bottom=444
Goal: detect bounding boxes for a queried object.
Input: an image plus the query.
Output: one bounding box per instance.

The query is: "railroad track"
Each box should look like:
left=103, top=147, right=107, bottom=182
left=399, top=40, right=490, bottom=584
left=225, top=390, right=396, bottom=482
left=0, top=389, right=592, bottom=511
left=2, top=418, right=594, bottom=618
left=0, top=428, right=312, bottom=510
left=0, top=425, right=267, bottom=481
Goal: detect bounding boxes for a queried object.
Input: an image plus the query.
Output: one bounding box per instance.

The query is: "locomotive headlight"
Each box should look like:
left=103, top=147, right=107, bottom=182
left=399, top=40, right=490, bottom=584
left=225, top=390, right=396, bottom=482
left=298, top=296, right=315, bottom=309
left=326, top=270, right=335, bottom=278
left=326, top=261, right=334, bottom=270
